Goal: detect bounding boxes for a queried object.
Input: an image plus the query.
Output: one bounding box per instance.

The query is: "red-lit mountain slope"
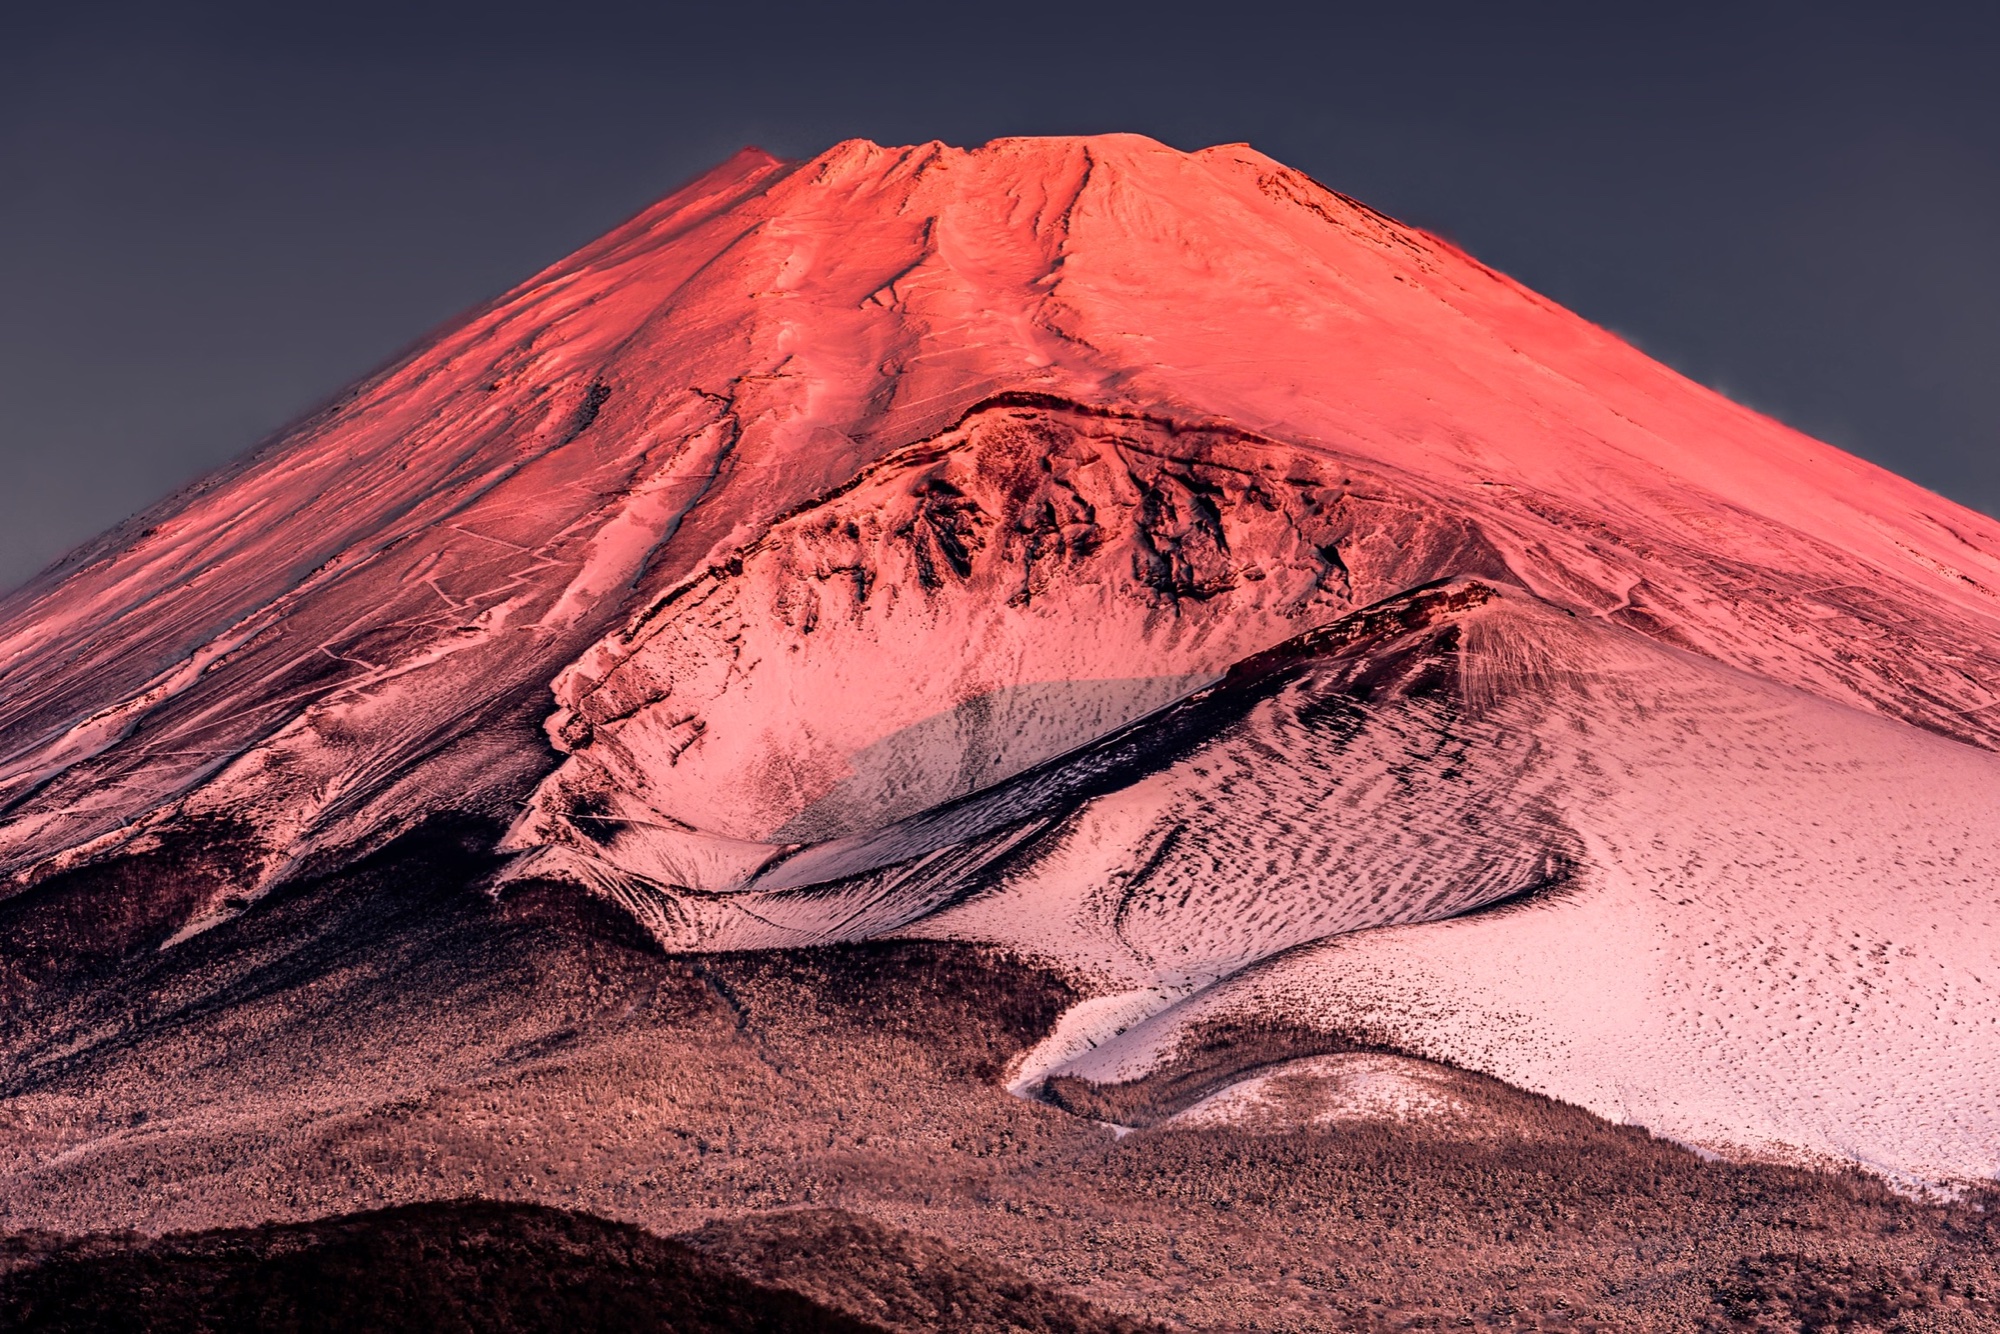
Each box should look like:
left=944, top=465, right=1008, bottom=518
left=3, top=136, right=1998, bottom=1184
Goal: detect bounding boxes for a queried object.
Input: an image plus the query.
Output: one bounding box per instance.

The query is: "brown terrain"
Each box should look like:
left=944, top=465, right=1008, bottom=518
left=5, top=137, right=2000, bottom=1332
left=1, top=822, right=1996, bottom=1331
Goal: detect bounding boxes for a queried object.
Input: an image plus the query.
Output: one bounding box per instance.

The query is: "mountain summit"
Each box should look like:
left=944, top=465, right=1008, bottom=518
left=4, top=137, right=2000, bottom=1198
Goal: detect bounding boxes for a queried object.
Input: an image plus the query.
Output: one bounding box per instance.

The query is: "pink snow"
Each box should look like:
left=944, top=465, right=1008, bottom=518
left=1, top=136, right=1997, bottom=1182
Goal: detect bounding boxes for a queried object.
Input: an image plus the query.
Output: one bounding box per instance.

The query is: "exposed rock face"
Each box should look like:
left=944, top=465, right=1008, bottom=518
left=509, top=403, right=1511, bottom=885
left=3, top=134, right=2000, bottom=1192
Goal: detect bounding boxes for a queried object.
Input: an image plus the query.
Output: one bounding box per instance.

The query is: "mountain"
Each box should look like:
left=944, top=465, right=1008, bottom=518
left=3, top=135, right=1999, bottom=1327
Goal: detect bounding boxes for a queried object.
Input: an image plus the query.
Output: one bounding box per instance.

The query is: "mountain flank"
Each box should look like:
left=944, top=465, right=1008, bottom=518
left=3, top=135, right=1999, bottom=1328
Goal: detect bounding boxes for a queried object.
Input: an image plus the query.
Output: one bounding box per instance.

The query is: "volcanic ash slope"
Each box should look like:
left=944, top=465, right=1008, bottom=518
left=1, top=135, right=1999, bottom=1185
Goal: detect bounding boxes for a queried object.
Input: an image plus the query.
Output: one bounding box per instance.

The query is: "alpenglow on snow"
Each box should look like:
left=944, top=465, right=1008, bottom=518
left=4, top=136, right=2000, bottom=1184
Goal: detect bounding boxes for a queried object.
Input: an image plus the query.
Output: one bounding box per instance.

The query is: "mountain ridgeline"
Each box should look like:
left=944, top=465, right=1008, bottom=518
left=3, top=136, right=2000, bottom=1330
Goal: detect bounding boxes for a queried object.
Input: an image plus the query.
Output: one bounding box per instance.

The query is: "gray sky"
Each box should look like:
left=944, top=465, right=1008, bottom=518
left=4, top=1, right=1997, bottom=590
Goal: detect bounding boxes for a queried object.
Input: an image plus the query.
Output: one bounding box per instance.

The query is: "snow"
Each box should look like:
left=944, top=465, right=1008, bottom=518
left=2, top=135, right=1999, bottom=1183
left=1004, top=988, right=1182, bottom=1099
left=1166, top=1055, right=1467, bottom=1131
left=994, top=593, right=2000, bottom=1186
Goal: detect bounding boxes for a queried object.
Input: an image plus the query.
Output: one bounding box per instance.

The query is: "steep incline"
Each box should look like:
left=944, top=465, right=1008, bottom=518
left=5, top=135, right=1999, bottom=914
left=2, top=135, right=1999, bottom=1180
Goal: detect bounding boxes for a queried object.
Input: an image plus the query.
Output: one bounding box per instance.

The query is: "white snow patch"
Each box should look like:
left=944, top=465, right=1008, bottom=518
left=1167, top=1054, right=1467, bottom=1130
left=1005, top=987, right=1188, bottom=1097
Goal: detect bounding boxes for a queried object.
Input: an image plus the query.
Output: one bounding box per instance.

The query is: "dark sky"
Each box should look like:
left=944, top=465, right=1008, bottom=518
left=4, top=1, right=1997, bottom=590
